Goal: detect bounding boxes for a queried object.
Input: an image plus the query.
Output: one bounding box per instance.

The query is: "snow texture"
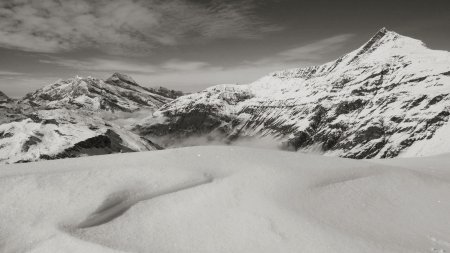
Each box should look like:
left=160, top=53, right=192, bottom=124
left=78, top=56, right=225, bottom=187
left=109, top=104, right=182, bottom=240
left=0, top=146, right=449, bottom=252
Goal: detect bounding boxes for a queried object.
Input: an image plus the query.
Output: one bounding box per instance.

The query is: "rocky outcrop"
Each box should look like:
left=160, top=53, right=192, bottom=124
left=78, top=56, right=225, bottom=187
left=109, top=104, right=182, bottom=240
left=0, top=91, right=10, bottom=104
left=39, top=129, right=135, bottom=160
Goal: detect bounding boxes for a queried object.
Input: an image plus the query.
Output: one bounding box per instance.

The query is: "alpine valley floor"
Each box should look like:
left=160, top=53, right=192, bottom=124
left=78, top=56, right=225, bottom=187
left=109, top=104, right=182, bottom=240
left=0, top=146, right=449, bottom=253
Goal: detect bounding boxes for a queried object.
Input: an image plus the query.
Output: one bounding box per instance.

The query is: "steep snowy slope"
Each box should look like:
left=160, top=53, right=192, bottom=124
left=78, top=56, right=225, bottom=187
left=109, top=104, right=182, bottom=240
left=136, top=28, right=450, bottom=158
left=0, top=146, right=449, bottom=253
left=21, top=73, right=172, bottom=112
left=0, top=109, right=160, bottom=164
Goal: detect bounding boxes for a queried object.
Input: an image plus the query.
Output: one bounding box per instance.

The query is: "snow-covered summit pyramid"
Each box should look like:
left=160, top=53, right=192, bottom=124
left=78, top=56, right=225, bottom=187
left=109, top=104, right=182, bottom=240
left=21, top=73, right=172, bottom=112
left=135, top=28, right=450, bottom=158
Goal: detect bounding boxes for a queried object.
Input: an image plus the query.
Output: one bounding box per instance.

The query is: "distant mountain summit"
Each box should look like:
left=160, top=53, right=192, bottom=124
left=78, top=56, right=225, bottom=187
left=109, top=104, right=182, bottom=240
left=0, top=90, right=10, bottom=104
left=21, top=73, right=172, bottom=112
left=0, top=73, right=171, bottom=164
left=105, top=72, right=142, bottom=87
left=136, top=28, right=450, bottom=158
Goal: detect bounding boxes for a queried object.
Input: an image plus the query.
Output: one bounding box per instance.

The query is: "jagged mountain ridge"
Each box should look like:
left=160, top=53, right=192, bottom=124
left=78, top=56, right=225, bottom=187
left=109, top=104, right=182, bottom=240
left=0, top=73, right=171, bottom=164
left=21, top=72, right=172, bottom=112
left=135, top=28, right=450, bottom=158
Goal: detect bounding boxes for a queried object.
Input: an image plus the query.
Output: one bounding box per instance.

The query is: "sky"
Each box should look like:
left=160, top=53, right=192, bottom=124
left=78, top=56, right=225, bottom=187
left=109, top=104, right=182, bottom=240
left=0, top=0, right=449, bottom=97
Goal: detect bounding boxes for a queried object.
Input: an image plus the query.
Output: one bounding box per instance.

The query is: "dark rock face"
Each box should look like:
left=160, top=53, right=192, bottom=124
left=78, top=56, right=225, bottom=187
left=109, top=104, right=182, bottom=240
left=22, top=136, right=42, bottom=152
left=106, top=73, right=185, bottom=99
left=349, top=27, right=391, bottom=63
left=0, top=91, right=10, bottom=104
left=105, top=72, right=140, bottom=87
left=40, top=130, right=133, bottom=160
left=134, top=103, right=232, bottom=149
left=146, top=108, right=228, bottom=137
left=144, top=87, right=184, bottom=99
left=0, top=131, right=13, bottom=139
left=135, top=28, right=450, bottom=158
left=335, top=99, right=366, bottom=115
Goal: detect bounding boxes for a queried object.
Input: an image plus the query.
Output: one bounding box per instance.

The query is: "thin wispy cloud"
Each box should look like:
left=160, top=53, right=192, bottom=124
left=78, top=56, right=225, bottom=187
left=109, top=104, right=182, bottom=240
left=40, top=58, right=159, bottom=74
left=1, top=32, right=354, bottom=97
left=0, top=71, right=24, bottom=76
left=41, top=33, right=354, bottom=72
left=40, top=57, right=211, bottom=74
left=39, top=33, right=355, bottom=90
left=249, top=34, right=355, bottom=66
left=161, top=59, right=210, bottom=71
left=0, top=0, right=280, bottom=55
left=141, top=33, right=356, bottom=89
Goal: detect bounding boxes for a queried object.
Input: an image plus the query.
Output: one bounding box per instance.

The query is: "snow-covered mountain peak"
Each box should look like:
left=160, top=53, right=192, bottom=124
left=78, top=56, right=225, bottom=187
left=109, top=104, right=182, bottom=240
left=106, top=72, right=139, bottom=87
left=136, top=29, right=450, bottom=159
left=346, top=28, right=438, bottom=68
left=0, top=73, right=172, bottom=164
left=359, top=27, right=399, bottom=49
left=357, top=27, right=425, bottom=52
left=21, top=74, right=172, bottom=112
left=259, top=28, right=447, bottom=86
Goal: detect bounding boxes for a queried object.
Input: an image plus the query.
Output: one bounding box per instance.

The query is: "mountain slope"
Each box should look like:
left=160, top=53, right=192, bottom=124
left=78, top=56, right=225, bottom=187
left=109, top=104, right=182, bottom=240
left=0, top=109, right=160, bottom=164
left=21, top=73, right=172, bottom=112
left=0, top=73, right=173, bottom=164
left=135, top=28, right=450, bottom=158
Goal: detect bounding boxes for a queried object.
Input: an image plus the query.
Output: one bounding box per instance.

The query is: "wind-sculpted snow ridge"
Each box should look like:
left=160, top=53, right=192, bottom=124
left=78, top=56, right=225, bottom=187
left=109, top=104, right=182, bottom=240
left=135, top=28, right=450, bottom=158
left=0, top=109, right=160, bottom=164
left=21, top=72, right=172, bottom=112
left=0, top=146, right=449, bottom=252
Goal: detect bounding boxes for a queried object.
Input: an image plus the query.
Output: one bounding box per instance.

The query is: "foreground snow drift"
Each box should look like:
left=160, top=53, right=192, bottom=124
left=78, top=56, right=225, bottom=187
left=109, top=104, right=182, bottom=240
left=0, top=146, right=449, bottom=253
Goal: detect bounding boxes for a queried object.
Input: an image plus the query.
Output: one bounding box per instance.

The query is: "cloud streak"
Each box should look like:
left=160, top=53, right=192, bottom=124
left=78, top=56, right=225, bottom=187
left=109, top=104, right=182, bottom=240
left=0, top=70, right=24, bottom=76
left=40, top=58, right=159, bottom=74
left=0, top=0, right=279, bottom=54
left=38, top=33, right=355, bottom=90
left=40, top=57, right=211, bottom=74
left=248, top=34, right=355, bottom=66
